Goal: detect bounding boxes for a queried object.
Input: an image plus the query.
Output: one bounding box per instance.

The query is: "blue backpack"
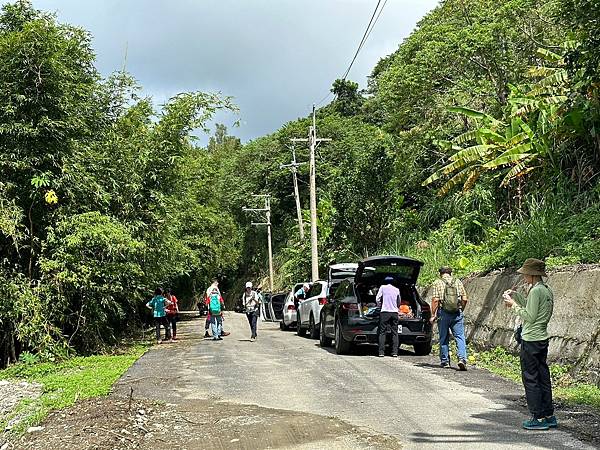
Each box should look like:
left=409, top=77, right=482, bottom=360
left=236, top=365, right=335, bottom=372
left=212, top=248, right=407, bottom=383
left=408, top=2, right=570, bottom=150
left=209, top=293, right=222, bottom=315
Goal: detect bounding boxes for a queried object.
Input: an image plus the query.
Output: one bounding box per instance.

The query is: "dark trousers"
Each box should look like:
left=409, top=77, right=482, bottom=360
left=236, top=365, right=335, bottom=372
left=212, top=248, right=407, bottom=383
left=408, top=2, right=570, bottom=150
left=379, top=312, right=399, bottom=355
left=246, top=312, right=258, bottom=338
left=154, top=316, right=170, bottom=341
left=167, top=314, right=177, bottom=338
left=520, top=340, right=554, bottom=419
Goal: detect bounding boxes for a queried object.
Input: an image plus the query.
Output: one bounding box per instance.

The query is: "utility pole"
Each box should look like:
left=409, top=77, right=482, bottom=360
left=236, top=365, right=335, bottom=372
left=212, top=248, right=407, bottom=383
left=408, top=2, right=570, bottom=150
left=242, top=194, right=274, bottom=292
left=291, top=105, right=331, bottom=282
left=280, top=145, right=307, bottom=240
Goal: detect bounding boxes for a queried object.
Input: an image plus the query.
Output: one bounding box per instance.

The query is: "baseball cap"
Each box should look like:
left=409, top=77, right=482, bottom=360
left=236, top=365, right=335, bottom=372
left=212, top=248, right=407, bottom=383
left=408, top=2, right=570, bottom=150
left=245, top=281, right=253, bottom=288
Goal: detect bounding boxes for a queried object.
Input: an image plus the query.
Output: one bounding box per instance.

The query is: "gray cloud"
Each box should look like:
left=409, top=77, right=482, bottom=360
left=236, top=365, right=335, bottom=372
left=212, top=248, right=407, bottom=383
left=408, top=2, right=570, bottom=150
left=22, top=0, right=439, bottom=142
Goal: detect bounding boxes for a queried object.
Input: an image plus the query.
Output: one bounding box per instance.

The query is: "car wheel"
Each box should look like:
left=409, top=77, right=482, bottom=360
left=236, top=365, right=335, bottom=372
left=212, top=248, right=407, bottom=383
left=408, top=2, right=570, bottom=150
left=280, top=321, right=289, bottom=331
left=413, top=341, right=433, bottom=356
left=319, top=317, right=332, bottom=347
left=335, top=320, right=351, bottom=355
left=296, top=311, right=306, bottom=337
left=309, top=314, right=320, bottom=339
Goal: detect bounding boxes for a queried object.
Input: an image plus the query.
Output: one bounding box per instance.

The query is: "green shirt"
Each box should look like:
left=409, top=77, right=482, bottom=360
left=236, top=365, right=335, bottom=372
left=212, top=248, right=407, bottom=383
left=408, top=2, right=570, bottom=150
left=512, top=282, right=553, bottom=342
left=147, top=295, right=168, bottom=318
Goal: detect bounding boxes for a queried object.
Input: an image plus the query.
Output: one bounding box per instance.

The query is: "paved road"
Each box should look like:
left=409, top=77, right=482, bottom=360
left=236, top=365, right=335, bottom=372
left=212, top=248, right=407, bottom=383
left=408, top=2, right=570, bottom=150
left=115, top=312, right=591, bottom=449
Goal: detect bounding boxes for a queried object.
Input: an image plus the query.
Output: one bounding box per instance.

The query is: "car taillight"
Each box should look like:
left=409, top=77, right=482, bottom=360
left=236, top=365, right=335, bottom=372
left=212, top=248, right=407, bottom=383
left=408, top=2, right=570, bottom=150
left=319, top=297, right=327, bottom=305
left=287, top=305, right=296, bottom=311
left=342, top=303, right=358, bottom=310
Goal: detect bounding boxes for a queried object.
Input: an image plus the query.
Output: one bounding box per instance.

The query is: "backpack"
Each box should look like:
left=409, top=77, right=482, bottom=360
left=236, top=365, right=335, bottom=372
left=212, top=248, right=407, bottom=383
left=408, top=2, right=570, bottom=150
left=209, top=293, right=222, bottom=315
left=441, top=278, right=461, bottom=313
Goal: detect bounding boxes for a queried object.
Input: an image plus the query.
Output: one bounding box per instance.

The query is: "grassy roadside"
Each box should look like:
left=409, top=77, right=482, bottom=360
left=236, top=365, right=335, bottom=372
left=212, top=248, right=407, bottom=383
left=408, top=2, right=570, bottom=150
left=0, top=344, right=147, bottom=437
left=435, top=344, right=600, bottom=410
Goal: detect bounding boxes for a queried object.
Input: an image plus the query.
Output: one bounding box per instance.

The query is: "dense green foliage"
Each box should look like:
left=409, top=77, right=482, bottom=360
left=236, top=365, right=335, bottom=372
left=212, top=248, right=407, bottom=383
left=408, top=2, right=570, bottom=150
left=207, top=0, right=600, bottom=287
left=2, top=0, right=599, bottom=363
left=0, top=2, right=240, bottom=366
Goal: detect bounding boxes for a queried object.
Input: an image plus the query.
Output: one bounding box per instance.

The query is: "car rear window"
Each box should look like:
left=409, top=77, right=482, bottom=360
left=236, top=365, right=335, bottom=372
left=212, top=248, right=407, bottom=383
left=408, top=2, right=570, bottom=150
left=361, top=264, right=417, bottom=282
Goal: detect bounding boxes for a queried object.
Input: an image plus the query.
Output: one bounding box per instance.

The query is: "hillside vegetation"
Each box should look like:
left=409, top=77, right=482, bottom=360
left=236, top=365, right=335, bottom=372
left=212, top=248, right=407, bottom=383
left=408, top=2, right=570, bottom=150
left=1, top=0, right=599, bottom=364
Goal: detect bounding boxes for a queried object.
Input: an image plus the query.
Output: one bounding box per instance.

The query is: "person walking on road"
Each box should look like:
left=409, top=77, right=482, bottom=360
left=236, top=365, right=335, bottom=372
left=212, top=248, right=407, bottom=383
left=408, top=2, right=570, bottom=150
left=146, top=288, right=172, bottom=344
left=165, top=289, right=179, bottom=341
left=242, top=281, right=260, bottom=341
left=207, top=287, right=225, bottom=341
left=376, top=276, right=401, bottom=357
left=503, top=258, right=555, bottom=430
left=430, top=267, right=468, bottom=370
left=204, top=279, right=220, bottom=338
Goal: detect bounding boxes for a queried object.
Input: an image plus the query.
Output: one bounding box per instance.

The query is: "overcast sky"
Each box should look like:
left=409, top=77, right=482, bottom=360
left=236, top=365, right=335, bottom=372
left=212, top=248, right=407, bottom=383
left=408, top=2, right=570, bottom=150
left=21, top=0, right=439, bottom=143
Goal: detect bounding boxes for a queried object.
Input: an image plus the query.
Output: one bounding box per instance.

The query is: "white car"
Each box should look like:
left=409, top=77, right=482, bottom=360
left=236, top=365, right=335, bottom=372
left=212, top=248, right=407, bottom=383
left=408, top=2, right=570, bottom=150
left=297, top=263, right=358, bottom=339
left=280, top=283, right=304, bottom=331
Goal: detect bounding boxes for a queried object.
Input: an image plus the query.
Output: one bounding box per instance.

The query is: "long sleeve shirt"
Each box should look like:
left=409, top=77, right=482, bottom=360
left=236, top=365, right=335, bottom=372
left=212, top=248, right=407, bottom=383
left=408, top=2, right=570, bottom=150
left=511, top=282, right=554, bottom=341
left=376, top=284, right=401, bottom=313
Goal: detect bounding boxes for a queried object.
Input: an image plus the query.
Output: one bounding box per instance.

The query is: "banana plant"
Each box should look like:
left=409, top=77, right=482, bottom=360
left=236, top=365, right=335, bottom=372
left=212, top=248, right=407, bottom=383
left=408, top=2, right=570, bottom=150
left=424, top=46, right=572, bottom=195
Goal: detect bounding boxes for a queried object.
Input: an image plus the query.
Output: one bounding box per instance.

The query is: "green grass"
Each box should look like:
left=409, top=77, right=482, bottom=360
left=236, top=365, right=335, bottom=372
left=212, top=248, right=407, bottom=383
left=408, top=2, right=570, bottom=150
left=0, top=344, right=147, bottom=436
left=433, top=344, right=600, bottom=410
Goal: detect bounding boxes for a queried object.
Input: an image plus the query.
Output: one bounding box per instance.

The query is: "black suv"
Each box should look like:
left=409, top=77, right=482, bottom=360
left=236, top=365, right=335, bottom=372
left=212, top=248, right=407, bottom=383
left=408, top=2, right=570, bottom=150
left=319, top=256, right=432, bottom=355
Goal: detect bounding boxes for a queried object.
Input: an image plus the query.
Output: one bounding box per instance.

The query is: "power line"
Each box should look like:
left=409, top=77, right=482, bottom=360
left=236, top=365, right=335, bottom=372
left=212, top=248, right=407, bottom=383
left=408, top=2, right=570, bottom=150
left=340, top=0, right=383, bottom=81
left=314, top=0, right=388, bottom=107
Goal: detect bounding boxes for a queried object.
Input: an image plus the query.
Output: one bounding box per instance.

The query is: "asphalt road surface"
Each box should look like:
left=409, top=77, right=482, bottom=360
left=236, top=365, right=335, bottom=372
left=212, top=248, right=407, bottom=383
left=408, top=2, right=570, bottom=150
left=115, top=312, right=592, bottom=449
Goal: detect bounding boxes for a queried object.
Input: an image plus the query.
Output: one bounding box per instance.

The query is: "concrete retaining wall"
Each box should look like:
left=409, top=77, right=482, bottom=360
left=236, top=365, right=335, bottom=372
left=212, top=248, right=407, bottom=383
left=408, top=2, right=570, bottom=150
left=424, top=267, right=600, bottom=383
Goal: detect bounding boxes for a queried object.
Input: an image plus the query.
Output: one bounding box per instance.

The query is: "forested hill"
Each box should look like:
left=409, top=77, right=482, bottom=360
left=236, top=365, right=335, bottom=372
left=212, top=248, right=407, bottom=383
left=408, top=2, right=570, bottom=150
left=213, top=0, right=600, bottom=289
left=1, top=0, right=599, bottom=366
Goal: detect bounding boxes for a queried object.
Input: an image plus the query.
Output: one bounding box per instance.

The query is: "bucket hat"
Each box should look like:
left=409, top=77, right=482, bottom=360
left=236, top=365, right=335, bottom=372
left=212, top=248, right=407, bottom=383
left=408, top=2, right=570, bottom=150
left=517, top=258, right=547, bottom=277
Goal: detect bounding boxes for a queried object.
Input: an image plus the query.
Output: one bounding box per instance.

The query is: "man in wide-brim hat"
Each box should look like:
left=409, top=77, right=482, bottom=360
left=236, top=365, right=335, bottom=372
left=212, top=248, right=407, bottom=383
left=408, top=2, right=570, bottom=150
left=503, top=258, right=555, bottom=430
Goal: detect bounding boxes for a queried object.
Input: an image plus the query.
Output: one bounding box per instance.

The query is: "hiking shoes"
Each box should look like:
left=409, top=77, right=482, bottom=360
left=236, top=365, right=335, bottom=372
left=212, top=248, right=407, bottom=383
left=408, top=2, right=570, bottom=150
left=204, top=331, right=210, bottom=338
left=522, top=417, right=549, bottom=430
left=440, top=361, right=450, bottom=369
left=458, top=360, right=467, bottom=371
left=544, top=416, right=558, bottom=428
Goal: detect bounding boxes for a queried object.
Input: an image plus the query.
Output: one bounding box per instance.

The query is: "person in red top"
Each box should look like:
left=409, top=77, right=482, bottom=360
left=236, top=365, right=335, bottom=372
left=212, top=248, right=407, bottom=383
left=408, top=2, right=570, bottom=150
left=165, top=289, right=180, bottom=340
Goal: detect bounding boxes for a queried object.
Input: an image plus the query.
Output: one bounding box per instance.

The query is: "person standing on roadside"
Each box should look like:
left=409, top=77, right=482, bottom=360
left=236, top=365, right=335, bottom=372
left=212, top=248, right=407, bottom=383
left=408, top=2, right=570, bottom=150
left=204, top=279, right=220, bottom=338
left=376, top=276, right=401, bottom=357
left=430, top=267, right=468, bottom=370
left=146, top=288, right=172, bottom=344
left=503, top=258, right=555, bottom=431
left=165, top=289, right=179, bottom=341
left=207, top=287, right=225, bottom=341
left=294, top=283, right=310, bottom=311
left=242, top=281, right=260, bottom=341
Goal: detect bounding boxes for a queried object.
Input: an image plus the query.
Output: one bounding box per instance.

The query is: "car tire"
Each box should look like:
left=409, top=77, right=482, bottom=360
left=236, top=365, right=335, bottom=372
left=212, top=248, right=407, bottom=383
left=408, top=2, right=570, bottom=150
left=335, top=320, right=352, bottom=355
left=296, top=311, right=306, bottom=337
left=280, top=321, right=289, bottom=331
left=319, top=317, right=332, bottom=347
left=413, top=341, right=433, bottom=356
left=309, top=314, right=320, bottom=339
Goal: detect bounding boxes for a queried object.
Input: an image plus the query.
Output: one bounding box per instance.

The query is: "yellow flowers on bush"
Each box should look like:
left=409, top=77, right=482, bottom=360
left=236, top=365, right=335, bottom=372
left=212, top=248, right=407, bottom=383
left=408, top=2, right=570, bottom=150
left=45, top=190, right=58, bottom=205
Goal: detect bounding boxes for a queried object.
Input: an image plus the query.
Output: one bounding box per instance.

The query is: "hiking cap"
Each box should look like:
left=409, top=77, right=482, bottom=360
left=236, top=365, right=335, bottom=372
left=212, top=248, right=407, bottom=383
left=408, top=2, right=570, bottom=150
left=517, top=258, right=547, bottom=277
left=245, top=281, right=253, bottom=288
left=303, top=283, right=310, bottom=290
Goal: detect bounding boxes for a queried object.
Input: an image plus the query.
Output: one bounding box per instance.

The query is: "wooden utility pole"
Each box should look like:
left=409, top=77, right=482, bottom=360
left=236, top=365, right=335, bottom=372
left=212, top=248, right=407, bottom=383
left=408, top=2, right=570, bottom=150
left=242, top=194, right=274, bottom=292
left=280, top=145, right=307, bottom=240
left=291, top=105, right=331, bottom=282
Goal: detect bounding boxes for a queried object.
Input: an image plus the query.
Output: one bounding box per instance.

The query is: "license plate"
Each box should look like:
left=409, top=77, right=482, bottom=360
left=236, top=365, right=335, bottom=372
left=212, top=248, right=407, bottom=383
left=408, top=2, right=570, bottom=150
left=398, top=325, right=403, bottom=334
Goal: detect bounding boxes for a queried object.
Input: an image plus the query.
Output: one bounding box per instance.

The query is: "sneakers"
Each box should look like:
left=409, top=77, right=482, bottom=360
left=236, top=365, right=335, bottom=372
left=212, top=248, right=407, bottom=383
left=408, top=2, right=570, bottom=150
left=391, top=354, right=398, bottom=358
left=217, top=336, right=223, bottom=340
left=204, top=331, right=210, bottom=338
left=378, top=354, right=384, bottom=357
left=440, top=361, right=450, bottom=369
left=250, top=337, right=255, bottom=342
left=458, top=360, right=467, bottom=371
left=522, top=417, right=549, bottom=430
left=544, top=416, right=558, bottom=428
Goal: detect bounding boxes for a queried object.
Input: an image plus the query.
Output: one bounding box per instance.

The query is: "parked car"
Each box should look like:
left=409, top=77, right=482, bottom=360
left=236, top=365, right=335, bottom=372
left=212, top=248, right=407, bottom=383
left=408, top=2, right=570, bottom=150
left=267, top=293, right=287, bottom=321
left=280, top=283, right=305, bottom=330
left=296, top=263, right=358, bottom=339
left=319, top=256, right=433, bottom=356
